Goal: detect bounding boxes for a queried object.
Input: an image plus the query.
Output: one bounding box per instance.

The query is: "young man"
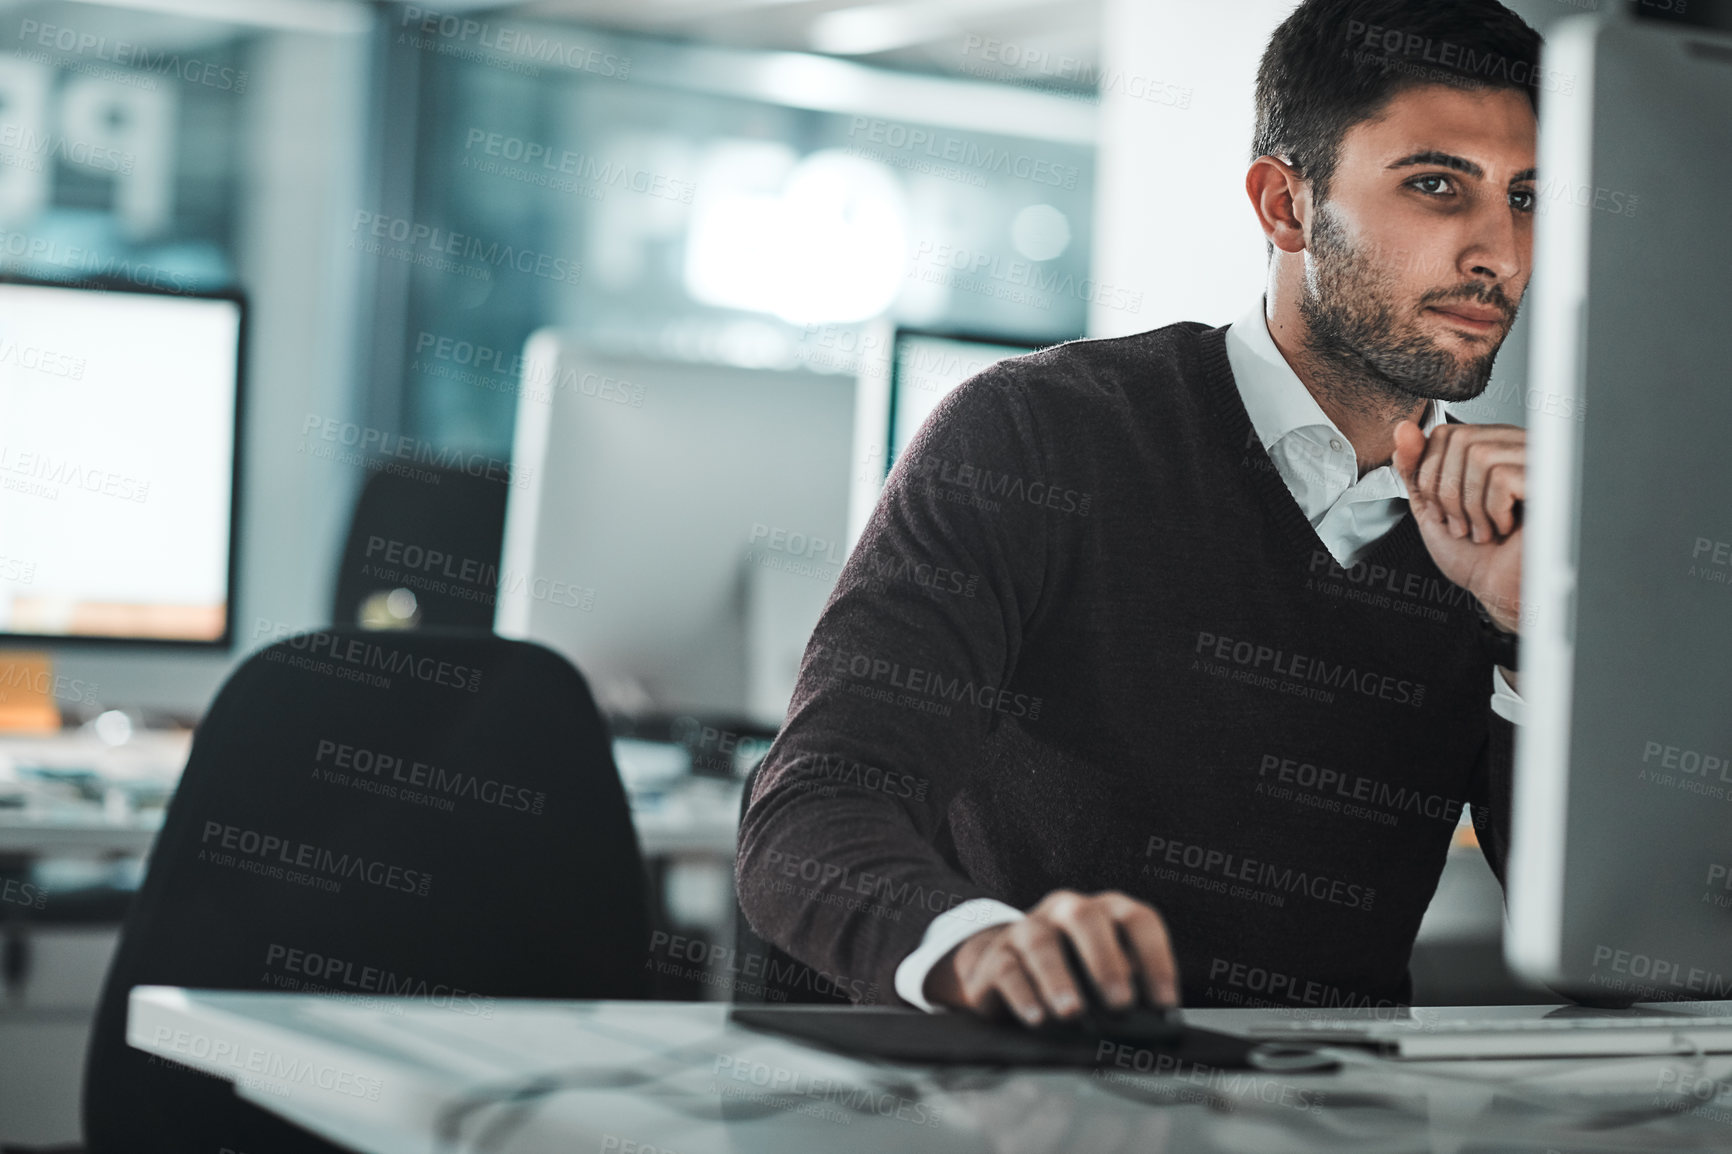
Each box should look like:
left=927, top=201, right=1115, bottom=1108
left=738, top=0, right=1537, bottom=1024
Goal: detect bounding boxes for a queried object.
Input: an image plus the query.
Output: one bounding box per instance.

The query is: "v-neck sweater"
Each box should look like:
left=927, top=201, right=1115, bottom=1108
left=736, top=321, right=1515, bottom=1010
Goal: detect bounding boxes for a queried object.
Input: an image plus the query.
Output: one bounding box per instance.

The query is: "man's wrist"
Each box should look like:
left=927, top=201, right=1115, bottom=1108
left=1472, top=592, right=1521, bottom=672
left=1474, top=591, right=1522, bottom=635
left=924, top=926, right=1004, bottom=1009
left=895, top=899, right=1023, bottom=1011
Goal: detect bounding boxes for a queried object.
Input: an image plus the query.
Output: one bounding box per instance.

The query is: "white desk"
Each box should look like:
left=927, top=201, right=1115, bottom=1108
left=0, top=730, right=189, bottom=857
left=625, top=775, right=740, bottom=860
left=128, top=988, right=1732, bottom=1153
left=0, top=812, right=162, bottom=857
left=0, top=733, right=740, bottom=861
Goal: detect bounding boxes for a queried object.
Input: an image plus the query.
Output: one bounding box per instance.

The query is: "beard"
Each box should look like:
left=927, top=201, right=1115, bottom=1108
left=1297, top=201, right=1518, bottom=408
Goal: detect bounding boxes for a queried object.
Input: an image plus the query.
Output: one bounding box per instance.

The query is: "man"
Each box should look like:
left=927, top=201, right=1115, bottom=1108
left=738, top=0, right=1537, bottom=1024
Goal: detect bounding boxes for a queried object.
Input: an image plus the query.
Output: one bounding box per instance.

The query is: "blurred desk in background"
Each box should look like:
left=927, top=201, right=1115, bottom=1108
left=0, top=729, right=191, bottom=858
left=0, top=731, right=742, bottom=863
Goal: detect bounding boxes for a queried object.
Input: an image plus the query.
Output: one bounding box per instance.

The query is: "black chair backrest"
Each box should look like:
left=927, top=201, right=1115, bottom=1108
left=732, top=760, right=853, bottom=1007
left=331, top=465, right=509, bottom=629
left=83, top=628, right=649, bottom=1154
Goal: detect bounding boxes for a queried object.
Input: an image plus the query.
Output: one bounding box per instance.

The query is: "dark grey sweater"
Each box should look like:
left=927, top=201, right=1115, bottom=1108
left=736, top=321, right=1514, bottom=1010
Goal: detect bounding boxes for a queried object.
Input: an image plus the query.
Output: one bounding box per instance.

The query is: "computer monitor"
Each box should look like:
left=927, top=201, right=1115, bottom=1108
left=845, top=328, right=1054, bottom=549
left=0, top=278, right=244, bottom=647
left=1507, top=9, right=1732, bottom=1000
left=496, top=333, right=855, bottom=728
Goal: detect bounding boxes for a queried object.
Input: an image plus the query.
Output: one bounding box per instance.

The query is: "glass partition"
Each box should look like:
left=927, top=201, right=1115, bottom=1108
left=385, top=16, right=1099, bottom=455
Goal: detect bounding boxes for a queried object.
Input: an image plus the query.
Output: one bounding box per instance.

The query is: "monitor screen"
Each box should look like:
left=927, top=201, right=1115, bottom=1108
left=0, top=280, right=242, bottom=646
left=887, top=331, right=1045, bottom=474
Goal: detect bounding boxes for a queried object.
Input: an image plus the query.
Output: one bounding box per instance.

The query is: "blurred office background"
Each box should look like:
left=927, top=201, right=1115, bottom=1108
left=0, top=0, right=1583, bottom=1143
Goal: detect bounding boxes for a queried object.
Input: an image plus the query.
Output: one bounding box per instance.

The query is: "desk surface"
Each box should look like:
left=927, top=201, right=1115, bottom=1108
left=129, top=987, right=1732, bottom=1154
left=0, top=733, right=739, bottom=859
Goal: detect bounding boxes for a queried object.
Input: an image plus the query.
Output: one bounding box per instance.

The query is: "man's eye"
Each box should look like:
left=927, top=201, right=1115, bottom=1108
left=1510, top=189, right=1537, bottom=213
left=1409, top=174, right=1455, bottom=196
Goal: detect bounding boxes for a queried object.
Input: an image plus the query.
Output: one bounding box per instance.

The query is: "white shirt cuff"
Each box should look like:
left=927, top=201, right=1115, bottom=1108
left=1491, top=664, right=1524, bottom=726
left=893, top=898, right=1024, bottom=1011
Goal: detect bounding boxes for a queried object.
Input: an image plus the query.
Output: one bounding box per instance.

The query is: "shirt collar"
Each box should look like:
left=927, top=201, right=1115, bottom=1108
left=1224, top=295, right=1445, bottom=495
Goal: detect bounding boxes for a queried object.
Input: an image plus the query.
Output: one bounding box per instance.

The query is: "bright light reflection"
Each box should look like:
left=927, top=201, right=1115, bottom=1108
left=684, top=148, right=909, bottom=326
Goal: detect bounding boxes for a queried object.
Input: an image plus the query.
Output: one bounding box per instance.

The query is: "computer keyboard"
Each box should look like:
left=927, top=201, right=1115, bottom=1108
left=1250, top=1012, right=1732, bottom=1059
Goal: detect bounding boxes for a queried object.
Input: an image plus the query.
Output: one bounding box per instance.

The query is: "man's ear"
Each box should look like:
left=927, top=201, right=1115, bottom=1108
left=1246, top=155, right=1310, bottom=257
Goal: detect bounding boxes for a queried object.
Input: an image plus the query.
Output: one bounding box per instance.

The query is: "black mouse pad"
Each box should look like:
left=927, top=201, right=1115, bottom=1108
left=730, top=1006, right=1278, bottom=1071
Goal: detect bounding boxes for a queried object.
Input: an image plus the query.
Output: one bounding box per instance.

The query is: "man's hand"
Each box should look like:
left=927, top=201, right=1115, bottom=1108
left=1392, top=420, right=1525, bottom=633
left=923, top=890, right=1178, bottom=1025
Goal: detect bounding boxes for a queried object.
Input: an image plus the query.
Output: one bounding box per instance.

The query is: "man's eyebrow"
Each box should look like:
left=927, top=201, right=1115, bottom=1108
left=1386, top=150, right=1537, bottom=184
left=1389, top=150, right=1482, bottom=178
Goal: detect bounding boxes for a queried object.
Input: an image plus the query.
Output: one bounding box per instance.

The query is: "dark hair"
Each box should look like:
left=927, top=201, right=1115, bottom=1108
left=1253, top=0, right=1544, bottom=214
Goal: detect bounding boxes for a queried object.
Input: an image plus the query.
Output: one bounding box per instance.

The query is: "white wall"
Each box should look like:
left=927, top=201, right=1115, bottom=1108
left=1089, top=0, right=1301, bottom=337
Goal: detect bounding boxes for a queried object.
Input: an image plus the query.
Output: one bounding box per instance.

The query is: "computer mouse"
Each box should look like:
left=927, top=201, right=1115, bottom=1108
left=1033, top=934, right=1184, bottom=1044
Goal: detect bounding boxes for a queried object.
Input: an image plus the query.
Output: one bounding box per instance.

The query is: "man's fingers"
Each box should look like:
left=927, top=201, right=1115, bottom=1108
left=1434, top=425, right=1476, bottom=538
left=1460, top=440, right=1522, bottom=542
left=1007, top=921, right=1084, bottom=1018
left=1112, top=901, right=1182, bottom=1007
left=945, top=892, right=1182, bottom=1024
left=959, top=942, right=1039, bottom=1023
left=975, top=958, right=1045, bottom=1026
left=1413, top=422, right=1455, bottom=520
left=1053, top=910, right=1135, bottom=1010
left=1439, top=427, right=1521, bottom=541
left=1397, top=421, right=1447, bottom=528
left=1459, top=442, right=1525, bottom=541
left=1406, top=424, right=1526, bottom=544
left=1457, top=438, right=1495, bottom=543
left=1391, top=420, right=1426, bottom=489
left=1484, top=461, right=1525, bottom=536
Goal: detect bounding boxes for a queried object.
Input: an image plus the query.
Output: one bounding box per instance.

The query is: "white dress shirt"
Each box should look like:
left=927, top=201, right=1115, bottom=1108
left=892, top=298, right=1523, bottom=1010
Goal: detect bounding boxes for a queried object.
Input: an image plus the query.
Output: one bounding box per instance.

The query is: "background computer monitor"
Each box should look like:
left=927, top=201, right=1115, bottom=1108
left=1508, top=10, right=1732, bottom=999
left=846, top=328, right=1054, bottom=548
left=496, top=333, right=855, bottom=730
left=0, top=279, right=244, bottom=648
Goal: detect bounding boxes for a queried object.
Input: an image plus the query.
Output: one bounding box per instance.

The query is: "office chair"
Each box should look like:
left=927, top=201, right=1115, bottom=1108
left=732, top=759, right=854, bottom=1007
left=330, top=465, right=509, bottom=630
left=81, top=628, right=650, bottom=1154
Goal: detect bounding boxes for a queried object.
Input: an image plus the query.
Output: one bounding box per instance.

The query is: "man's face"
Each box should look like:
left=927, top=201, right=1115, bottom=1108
left=1298, top=83, right=1538, bottom=403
